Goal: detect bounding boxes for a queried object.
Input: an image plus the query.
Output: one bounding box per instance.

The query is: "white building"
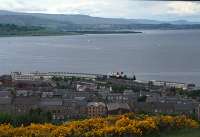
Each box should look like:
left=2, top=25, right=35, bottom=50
left=151, top=80, right=187, bottom=90
left=11, top=71, right=101, bottom=81
left=11, top=72, right=36, bottom=81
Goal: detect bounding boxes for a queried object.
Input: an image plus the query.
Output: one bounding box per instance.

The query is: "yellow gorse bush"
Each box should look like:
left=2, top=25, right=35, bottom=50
left=0, top=114, right=198, bottom=137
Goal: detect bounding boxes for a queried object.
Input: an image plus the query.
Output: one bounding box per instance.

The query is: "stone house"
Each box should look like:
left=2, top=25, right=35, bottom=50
left=63, top=97, right=87, bottom=119
left=0, top=91, right=12, bottom=113
left=0, top=75, right=12, bottom=87
left=39, top=98, right=64, bottom=120
left=152, top=102, right=175, bottom=114
left=87, top=102, right=107, bottom=118
left=13, top=96, right=39, bottom=115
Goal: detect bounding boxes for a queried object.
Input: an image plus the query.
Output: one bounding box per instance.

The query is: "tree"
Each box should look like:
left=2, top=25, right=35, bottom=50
left=133, top=75, right=136, bottom=81
left=0, top=113, right=12, bottom=124
left=137, top=95, right=147, bottom=102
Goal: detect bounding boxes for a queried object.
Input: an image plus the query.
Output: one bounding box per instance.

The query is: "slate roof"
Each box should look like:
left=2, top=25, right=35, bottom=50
left=107, top=103, right=130, bottom=111
left=13, top=97, right=39, bottom=105
left=0, top=97, right=12, bottom=104
left=87, top=102, right=106, bottom=107
left=0, top=91, right=11, bottom=97
left=40, top=98, right=63, bottom=106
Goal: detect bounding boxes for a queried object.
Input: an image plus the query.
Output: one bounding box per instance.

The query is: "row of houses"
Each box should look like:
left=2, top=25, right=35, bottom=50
left=135, top=102, right=198, bottom=116
left=1, top=88, right=200, bottom=120
left=0, top=90, right=132, bottom=119
left=0, top=72, right=200, bottom=121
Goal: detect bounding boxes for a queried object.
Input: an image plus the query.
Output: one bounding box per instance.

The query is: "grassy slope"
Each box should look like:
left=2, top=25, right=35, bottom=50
left=149, top=129, right=200, bottom=137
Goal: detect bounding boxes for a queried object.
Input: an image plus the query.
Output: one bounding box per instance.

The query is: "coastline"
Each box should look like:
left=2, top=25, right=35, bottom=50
left=0, top=31, right=142, bottom=37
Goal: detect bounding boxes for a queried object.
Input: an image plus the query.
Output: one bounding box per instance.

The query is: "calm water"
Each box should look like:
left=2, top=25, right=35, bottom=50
left=0, top=30, right=200, bottom=85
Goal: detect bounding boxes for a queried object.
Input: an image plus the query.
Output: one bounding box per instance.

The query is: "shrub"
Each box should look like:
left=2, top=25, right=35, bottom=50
left=0, top=114, right=198, bottom=137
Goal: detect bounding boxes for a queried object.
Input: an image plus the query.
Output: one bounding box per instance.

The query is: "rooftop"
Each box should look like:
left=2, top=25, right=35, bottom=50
left=87, top=102, right=106, bottom=107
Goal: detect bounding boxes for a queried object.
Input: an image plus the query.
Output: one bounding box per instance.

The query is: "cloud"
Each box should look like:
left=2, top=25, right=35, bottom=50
left=167, top=1, right=200, bottom=15
left=0, top=0, right=200, bottom=21
left=0, top=0, right=47, bottom=12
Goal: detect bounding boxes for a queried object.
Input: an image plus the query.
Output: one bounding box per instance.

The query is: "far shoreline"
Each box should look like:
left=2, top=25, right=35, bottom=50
left=0, top=31, right=142, bottom=38
left=1, top=29, right=200, bottom=38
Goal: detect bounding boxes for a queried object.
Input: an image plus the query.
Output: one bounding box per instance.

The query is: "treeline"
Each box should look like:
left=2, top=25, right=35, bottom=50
left=183, top=90, right=200, bottom=99
left=0, top=24, right=76, bottom=36
left=0, top=24, right=45, bottom=32
left=0, top=109, right=52, bottom=127
left=74, top=23, right=200, bottom=31
left=120, top=23, right=200, bottom=30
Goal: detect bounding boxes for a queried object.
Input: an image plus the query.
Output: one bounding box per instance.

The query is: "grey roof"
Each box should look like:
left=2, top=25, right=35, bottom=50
left=107, top=93, right=124, bottom=96
left=13, top=97, right=39, bottom=105
left=74, top=97, right=86, bottom=101
left=87, top=102, right=105, bottom=107
left=0, top=91, right=11, bottom=97
left=174, top=103, right=196, bottom=110
left=0, top=97, right=12, bottom=104
left=63, top=98, right=87, bottom=108
left=107, top=103, right=130, bottom=111
left=0, top=75, right=12, bottom=80
left=135, top=102, right=154, bottom=112
left=40, top=98, right=63, bottom=106
left=153, top=102, right=175, bottom=109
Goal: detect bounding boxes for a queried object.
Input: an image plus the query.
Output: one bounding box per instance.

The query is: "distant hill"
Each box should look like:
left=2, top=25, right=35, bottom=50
left=0, top=11, right=77, bottom=31
left=0, top=10, right=200, bottom=32
left=0, top=10, right=164, bottom=25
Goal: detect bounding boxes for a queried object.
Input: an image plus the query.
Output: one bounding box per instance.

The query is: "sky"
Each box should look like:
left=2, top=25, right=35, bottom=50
left=0, top=0, right=200, bottom=21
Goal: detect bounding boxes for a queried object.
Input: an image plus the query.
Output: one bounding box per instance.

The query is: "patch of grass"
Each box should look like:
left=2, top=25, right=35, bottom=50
left=146, top=128, right=200, bottom=137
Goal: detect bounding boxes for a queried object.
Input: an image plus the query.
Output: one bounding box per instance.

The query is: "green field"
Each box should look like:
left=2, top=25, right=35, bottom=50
left=149, top=129, right=200, bottom=137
